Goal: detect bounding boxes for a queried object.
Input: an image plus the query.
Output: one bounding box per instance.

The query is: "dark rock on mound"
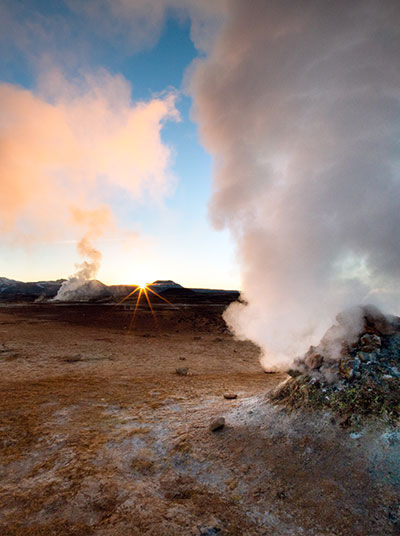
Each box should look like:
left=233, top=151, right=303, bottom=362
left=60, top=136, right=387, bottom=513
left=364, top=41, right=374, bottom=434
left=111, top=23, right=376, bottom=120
left=272, top=305, right=400, bottom=422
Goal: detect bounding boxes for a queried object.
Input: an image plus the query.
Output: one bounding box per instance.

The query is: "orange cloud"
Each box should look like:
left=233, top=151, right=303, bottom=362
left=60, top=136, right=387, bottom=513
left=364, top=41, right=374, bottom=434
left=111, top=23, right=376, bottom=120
left=0, top=69, right=178, bottom=242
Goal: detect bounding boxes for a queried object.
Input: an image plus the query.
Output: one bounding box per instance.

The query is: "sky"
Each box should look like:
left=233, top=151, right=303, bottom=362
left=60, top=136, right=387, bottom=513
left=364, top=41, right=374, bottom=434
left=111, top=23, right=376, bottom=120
left=0, top=0, right=238, bottom=289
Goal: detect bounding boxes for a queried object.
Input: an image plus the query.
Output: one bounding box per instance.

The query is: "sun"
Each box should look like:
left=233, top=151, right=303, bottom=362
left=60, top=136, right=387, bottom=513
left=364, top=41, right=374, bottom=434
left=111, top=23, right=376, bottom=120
left=117, top=278, right=172, bottom=330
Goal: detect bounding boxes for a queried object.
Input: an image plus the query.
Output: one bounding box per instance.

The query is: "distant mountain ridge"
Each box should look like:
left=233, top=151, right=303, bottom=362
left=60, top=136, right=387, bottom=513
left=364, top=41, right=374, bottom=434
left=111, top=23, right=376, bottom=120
left=0, top=277, right=238, bottom=303
left=0, top=277, right=65, bottom=301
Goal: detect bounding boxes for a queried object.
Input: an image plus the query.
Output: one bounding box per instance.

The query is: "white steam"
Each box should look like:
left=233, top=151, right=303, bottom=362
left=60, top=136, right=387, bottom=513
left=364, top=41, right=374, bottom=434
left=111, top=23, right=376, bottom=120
left=54, top=206, right=111, bottom=301
left=54, top=237, right=102, bottom=301
left=190, top=0, right=400, bottom=369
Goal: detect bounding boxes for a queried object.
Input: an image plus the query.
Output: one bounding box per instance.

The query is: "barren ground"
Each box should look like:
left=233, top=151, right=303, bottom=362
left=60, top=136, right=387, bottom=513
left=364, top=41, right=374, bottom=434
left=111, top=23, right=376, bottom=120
left=0, top=303, right=399, bottom=535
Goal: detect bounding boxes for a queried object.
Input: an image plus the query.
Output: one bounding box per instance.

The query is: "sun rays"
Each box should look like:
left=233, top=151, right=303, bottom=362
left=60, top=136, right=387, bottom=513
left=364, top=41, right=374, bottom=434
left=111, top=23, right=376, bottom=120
left=117, top=282, right=172, bottom=329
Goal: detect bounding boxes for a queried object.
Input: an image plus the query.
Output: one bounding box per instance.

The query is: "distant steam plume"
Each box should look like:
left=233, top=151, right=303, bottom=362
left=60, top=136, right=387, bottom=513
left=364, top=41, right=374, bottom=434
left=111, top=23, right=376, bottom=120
left=75, top=237, right=102, bottom=282
left=191, top=0, right=400, bottom=368
left=54, top=207, right=110, bottom=300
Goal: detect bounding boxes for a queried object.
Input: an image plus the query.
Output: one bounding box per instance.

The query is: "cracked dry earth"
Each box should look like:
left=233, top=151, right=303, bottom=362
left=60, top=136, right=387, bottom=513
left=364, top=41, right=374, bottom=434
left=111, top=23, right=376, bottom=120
left=0, top=304, right=399, bottom=535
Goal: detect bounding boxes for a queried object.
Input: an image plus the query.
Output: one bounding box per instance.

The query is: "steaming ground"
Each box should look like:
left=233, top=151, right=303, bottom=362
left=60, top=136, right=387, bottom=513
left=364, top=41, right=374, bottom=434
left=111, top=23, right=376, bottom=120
left=0, top=303, right=399, bottom=535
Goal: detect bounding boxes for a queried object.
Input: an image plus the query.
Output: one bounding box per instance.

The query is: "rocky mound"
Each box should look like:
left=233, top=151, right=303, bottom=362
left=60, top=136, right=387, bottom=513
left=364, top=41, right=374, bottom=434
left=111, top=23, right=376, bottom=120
left=272, top=305, right=400, bottom=423
left=53, top=279, right=113, bottom=302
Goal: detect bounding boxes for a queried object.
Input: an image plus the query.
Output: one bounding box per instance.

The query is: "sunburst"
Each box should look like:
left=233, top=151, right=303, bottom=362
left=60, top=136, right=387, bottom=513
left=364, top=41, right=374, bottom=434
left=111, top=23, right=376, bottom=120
left=118, top=281, right=171, bottom=329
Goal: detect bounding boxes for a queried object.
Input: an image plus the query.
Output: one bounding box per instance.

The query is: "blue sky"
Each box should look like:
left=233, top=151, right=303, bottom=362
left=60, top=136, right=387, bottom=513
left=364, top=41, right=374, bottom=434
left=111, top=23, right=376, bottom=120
left=0, top=2, right=239, bottom=289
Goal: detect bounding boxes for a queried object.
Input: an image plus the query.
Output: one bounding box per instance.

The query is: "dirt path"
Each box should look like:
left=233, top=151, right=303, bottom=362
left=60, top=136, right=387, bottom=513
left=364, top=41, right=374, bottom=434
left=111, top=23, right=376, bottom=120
left=0, top=306, right=399, bottom=535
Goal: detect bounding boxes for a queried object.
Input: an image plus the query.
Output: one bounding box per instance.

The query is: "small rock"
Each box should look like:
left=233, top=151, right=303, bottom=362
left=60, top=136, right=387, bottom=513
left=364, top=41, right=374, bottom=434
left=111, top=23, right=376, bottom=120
left=276, top=490, right=286, bottom=500
left=382, top=374, right=394, bottom=380
left=338, top=414, right=352, bottom=428
left=175, top=367, right=188, bottom=376
left=360, top=333, right=381, bottom=352
left=338, top=358, right=354, bottom=380
left=198, top=527, right=221, bottom=536
left=209, top=417, right=225, bottom=432
left=357, top=351, right=370, bottom=362
left=223, top=393, right=237, bottom=400
left=179, top=356, right=186, bottom=361
left=227, top=478, right=238, bottom=490
left=304, top=350, right=324, bottom=370
left=64, top=354, right=82, bottom=363
left=287, top=368, right=302, bottom=378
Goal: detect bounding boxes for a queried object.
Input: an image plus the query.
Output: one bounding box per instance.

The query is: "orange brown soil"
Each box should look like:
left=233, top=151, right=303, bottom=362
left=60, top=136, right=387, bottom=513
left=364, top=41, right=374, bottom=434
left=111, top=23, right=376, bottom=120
left=0, top=303, right=399, bottom=535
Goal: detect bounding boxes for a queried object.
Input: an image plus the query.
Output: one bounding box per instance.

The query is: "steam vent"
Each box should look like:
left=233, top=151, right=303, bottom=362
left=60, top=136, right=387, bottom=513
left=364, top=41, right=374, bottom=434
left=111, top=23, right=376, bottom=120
left=272, top=305, right=400, bottom=423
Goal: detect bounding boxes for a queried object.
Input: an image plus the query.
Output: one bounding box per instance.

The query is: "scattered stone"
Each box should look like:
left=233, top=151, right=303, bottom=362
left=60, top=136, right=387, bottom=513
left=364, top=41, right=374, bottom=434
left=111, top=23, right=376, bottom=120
left=227, top=478, right=238, bottom=490
left=338, top=414, right=352, bottom=428
left=287, top=368, right=302, bottom=378
left=338, top=357, right=355, bottom=380
left=209, top=417, right=225, bottom=432
left=175, top=367, right=188, bottom=376
left=64, top=354, right=82, bottom=363
left=360, top=333, right=381, bottom=352
left=223, top=393, right=237, bottom=400
left=304, top=350, right=324, bottom=370
left=198, top=527, right=221, bottom=536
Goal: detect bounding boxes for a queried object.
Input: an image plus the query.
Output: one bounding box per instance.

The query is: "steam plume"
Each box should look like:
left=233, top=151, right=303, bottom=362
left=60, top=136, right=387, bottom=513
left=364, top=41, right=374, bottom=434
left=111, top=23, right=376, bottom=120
left=54, top=207, right=110, bottom=300
left=190, top=0, right=400, bottom=368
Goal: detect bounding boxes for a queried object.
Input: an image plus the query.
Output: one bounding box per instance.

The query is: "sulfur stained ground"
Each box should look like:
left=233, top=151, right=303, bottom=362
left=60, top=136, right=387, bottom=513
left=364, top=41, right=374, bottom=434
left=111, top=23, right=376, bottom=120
left=0, top=304, right=399, bottom=535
